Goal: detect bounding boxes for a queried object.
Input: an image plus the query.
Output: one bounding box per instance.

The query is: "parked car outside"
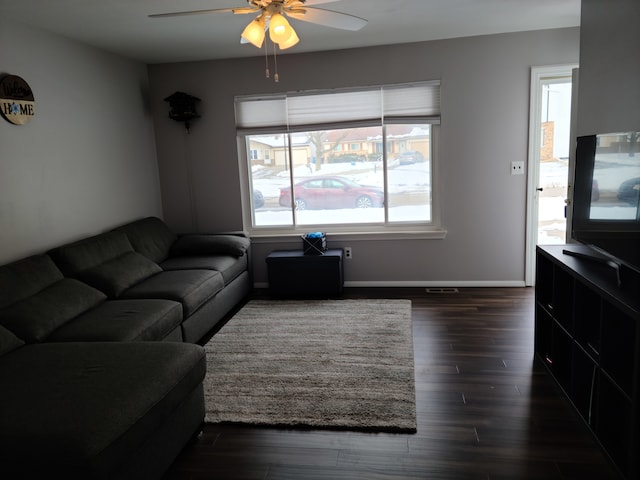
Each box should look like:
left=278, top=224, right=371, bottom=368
left=617, top=177, right=640, bottom=205
left=253, top=189, right=264, bottom=209
left=279, top=176, right=384, bottom=210
left=395, top=151, right=425, bottom=165
left=591, top=179, right=600, bottom=202
left=327, top=154, right=367, bottom=164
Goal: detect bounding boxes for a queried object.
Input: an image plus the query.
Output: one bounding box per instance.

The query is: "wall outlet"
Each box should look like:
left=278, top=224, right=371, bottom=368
left=511, top=161, right=525, bottom=175
left=344, top=247, right=352, bottom=259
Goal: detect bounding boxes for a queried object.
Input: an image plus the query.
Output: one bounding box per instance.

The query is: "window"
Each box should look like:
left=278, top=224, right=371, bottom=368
left=236, top=82, right=442, bottom=236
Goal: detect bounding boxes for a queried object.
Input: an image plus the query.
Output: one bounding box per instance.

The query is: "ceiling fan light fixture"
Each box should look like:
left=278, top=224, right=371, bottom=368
left=268, top=13, right=293, bottom=44
left=277, top=28, right=299, bottom=50
left=241, top=16, right=266, bottom=48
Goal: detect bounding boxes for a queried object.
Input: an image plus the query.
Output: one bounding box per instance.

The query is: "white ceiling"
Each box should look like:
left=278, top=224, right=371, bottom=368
left=0, top=0, right=581, bottom=64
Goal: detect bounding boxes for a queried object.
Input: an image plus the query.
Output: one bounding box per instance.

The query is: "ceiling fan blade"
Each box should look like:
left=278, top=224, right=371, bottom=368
left=149, top=1, right=342, bottom=20
left=290, top=7, right=367, bottom=31
left=290, top=0, right=340, bottom=5
left=148, top=6, right=258, bottom=19
left=149, top=8, right=233, bottom=18
left=232, top=7, right=262, bottom=15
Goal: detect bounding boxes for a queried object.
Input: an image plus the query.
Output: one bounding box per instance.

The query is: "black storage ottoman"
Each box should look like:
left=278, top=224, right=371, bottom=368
left=266, top=249, right=344, bottom=297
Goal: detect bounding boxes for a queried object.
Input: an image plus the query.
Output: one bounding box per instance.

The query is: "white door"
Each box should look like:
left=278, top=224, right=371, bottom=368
left=525, top=65, right=578, bottom=286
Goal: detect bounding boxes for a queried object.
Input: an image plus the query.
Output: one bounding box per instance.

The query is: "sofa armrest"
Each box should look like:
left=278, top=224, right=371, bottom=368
left=170, top=234, right=250, bottom=257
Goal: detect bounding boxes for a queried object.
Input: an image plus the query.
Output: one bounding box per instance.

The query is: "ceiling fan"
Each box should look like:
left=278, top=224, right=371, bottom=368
left=150, top=1, right=367, bottom=81
left=149, top=1, right=368, bottom=50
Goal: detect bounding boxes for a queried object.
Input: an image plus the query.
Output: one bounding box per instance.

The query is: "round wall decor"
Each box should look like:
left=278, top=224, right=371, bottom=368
left=0, top=75, right=35, bottom=125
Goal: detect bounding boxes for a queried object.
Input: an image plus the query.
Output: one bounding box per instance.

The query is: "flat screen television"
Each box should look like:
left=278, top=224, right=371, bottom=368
left=571, top=131, right=640, bottom=282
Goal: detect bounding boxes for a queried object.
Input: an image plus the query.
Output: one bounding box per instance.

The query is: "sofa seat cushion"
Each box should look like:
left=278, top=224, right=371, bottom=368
left=47, top=299, right=183, bottom=342
left=0, top=341, right=205, bottom=477
left=77, top=251, right=163, bottom=298
left=160, top=254, right=248, bottom=285
left=120, top=270, right=224, bottom=317
left=0, top=278, right=107, bottom=343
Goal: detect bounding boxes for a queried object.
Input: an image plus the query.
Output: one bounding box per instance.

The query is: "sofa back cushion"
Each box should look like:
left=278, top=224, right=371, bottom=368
left=0, top=278, right=106, bottom=343
left=0, top=255, right=64, bottom=310
left=49, top=231, right=134, bottom=276
left=113, top=217, right=178, bottom=264
left=0, top=325, right=24, bottom=356
left=48, top=231, right=163, bottom=299
left=78, top=251, right=162, bottom=298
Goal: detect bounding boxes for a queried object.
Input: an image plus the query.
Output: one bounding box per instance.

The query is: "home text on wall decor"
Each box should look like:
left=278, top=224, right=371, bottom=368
left=0, top=74, right=35, bottom=125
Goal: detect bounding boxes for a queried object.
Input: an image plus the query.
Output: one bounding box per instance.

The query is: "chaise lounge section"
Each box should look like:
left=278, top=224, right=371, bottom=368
left=0, top=327, right=206, bottom=479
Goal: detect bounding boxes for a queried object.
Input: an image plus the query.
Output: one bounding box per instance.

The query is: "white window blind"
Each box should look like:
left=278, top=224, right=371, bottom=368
left=287, top=89, right=382, bottom=127
left=234, top=96, right=287, bottom=130
left=235, top=81, right=440, bottom=132
left=383, top=82, right=441, bottom=122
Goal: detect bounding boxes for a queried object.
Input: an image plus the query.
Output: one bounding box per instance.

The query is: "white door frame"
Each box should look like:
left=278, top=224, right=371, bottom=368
left=525, top=64, right=578, bottom=286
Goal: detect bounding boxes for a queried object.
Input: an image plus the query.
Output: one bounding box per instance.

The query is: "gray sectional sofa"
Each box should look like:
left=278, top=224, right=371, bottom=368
left=0, top=216, right=252, bottom=479
left=51, top=216, right=252, bottom=343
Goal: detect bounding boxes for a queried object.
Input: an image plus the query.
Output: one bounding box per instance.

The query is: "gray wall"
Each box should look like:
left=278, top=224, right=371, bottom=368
left=0, top=19, right=162, bottom=265
left=148, top=28, right=580, bottom=287
left=577, top=0, right=640, bottom=135
left=0, top=4, right=633, bottom=286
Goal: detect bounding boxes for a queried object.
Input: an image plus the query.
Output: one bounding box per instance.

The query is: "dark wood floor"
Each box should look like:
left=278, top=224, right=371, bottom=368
left=163, top=287, right=622, bottom=479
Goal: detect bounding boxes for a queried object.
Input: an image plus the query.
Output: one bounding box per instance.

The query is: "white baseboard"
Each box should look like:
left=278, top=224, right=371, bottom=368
left=343, top=281, right=527, bottom=288
left=254, top=280, right=527, bottom=289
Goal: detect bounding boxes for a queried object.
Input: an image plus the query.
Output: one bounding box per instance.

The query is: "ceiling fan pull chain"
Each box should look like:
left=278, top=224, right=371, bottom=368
left=273, top=43, right=279, bottom=82
left=264, top=37, right=270, bottom=79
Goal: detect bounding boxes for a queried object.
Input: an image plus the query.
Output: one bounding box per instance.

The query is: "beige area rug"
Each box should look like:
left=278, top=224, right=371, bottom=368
left=203, top=299, right=416, bottom=432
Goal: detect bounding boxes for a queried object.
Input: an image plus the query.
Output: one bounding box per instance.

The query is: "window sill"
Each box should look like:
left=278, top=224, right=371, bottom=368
left=249, top=228, right=447, bottom=243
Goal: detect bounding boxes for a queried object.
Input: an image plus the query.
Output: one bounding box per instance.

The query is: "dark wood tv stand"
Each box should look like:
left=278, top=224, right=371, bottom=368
left=535, top=244, right=640, bottom=479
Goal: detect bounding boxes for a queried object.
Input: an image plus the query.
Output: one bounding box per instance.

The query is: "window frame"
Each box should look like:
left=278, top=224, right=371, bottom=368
left=236, top=83, right=447, bottom=240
